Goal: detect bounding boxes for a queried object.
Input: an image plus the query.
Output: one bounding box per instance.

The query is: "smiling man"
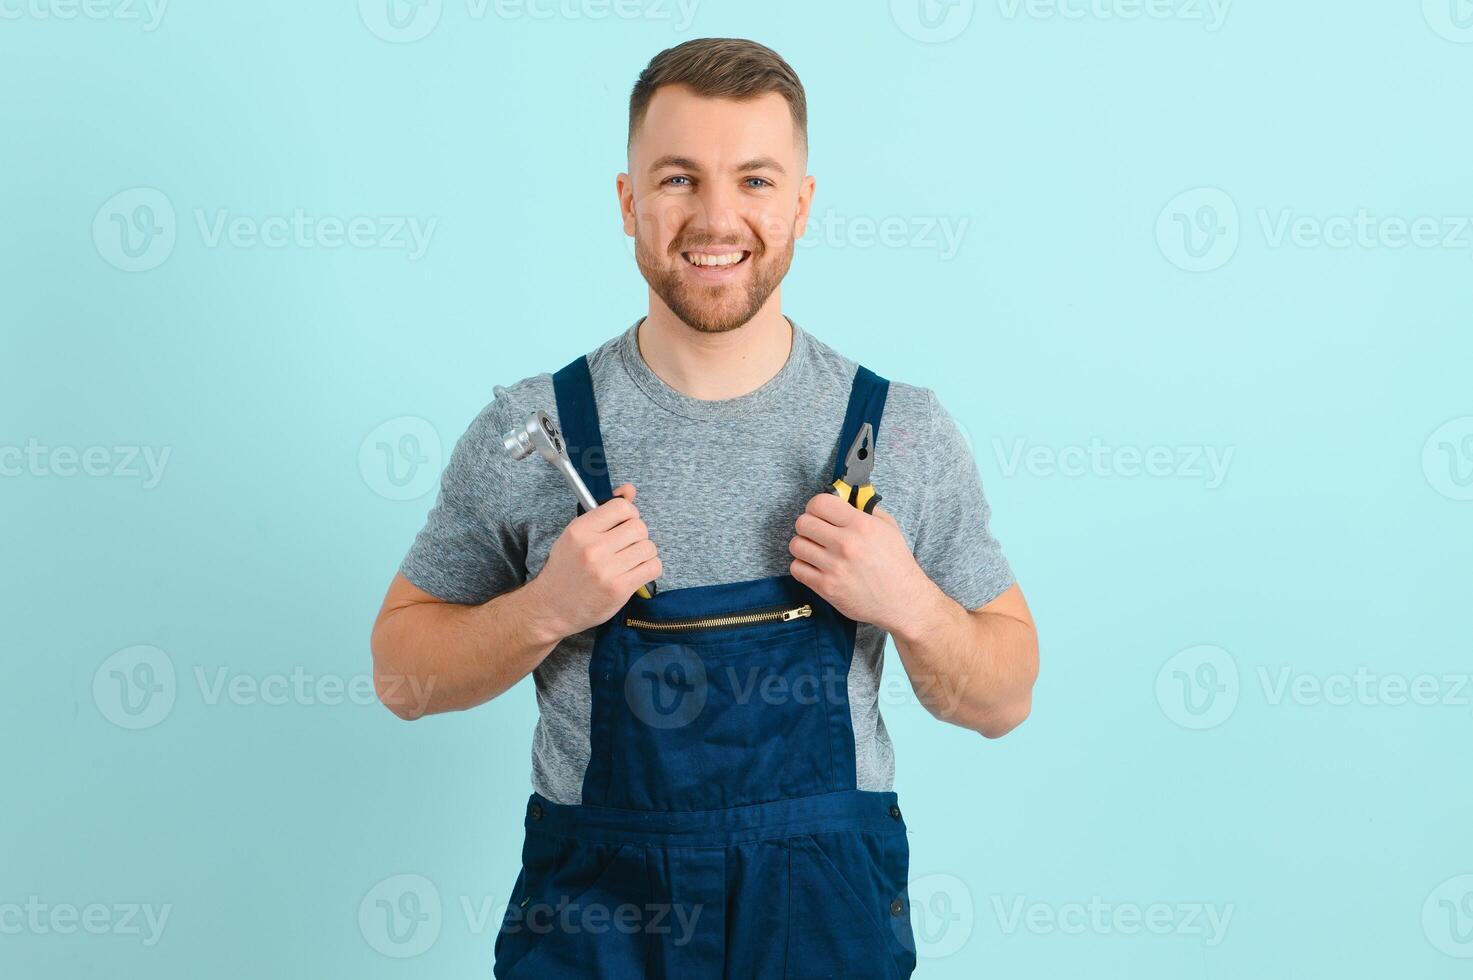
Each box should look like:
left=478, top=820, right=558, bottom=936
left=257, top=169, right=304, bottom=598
left=371, top=37, right=1038, bottom=979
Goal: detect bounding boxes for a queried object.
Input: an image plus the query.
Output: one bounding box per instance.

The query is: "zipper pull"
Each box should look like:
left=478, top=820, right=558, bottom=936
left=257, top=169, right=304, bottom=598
left=781, top=604, right=813, bottom=622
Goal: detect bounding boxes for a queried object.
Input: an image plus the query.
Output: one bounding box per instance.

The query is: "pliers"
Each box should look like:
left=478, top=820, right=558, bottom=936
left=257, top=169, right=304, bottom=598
left=832, top=422, right=881, bottom=513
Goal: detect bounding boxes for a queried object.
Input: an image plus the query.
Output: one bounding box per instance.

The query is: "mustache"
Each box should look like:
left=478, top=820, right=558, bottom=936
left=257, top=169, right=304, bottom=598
left=671, top=240, right=760, bottom=253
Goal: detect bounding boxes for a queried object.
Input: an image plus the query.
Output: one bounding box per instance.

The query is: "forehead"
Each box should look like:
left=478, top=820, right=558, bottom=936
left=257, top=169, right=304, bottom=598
left=632, top=85, right=801, bottom=167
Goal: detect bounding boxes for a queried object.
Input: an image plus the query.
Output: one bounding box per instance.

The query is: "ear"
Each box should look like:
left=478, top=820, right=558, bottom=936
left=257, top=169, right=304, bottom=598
left=793, top=173, right=816, bottom=241
left=616, top=172, right=636, bottom=237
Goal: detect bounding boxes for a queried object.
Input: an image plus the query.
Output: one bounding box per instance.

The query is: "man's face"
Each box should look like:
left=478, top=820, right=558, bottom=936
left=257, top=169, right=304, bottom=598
left=619, top=85, right=814, bottom=334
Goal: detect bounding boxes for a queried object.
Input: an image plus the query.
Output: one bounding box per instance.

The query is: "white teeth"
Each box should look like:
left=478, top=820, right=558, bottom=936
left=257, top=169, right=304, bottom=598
left=685, top=251, right=745, bottom=267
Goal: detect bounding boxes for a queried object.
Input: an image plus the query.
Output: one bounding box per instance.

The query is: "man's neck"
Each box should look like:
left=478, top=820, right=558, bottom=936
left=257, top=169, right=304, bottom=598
left=637, top=295, right=793, bottom=401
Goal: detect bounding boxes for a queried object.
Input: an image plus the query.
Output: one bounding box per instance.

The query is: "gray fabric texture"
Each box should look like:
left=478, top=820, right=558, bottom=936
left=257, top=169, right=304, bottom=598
left=399, top=317, right=1014, bottom=804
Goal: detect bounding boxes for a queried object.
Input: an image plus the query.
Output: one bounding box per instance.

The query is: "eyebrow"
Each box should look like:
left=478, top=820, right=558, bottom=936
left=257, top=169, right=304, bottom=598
left=647, top=154, right=787, bottom=176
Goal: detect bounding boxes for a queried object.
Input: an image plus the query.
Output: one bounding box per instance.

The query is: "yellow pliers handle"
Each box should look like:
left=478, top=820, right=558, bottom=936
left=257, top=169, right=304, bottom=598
left=832, top=477, right=881, bottom=514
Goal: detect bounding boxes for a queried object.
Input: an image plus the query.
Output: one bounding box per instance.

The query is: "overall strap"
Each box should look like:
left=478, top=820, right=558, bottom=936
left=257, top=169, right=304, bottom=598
left=832, top=364, right=891, bottom=483
left=551, top=354, right=612, bottom=514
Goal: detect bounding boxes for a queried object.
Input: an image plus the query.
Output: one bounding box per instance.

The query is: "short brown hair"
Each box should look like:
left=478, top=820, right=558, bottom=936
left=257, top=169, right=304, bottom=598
left=628, top=38, right=807, bottom=153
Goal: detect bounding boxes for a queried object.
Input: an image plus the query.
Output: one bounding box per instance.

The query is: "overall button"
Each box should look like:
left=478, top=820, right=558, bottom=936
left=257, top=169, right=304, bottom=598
left=888, top=804, right=902, bottom=820
left=890, top=898, right=905, bottom=917
left=529, top=802, right=543, bottom=821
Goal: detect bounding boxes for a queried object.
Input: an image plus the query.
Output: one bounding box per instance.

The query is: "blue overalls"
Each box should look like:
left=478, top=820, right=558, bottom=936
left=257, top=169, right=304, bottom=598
left=493, top=354, right=917, bottom=979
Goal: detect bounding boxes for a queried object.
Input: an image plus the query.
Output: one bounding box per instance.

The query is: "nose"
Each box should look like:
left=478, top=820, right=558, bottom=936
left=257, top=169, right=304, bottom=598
left=691, top=180, right=744, bottom=241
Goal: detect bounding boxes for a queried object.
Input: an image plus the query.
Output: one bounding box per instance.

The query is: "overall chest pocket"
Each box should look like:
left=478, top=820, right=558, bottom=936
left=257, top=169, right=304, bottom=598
left=587, top=601, right=855, bottom=810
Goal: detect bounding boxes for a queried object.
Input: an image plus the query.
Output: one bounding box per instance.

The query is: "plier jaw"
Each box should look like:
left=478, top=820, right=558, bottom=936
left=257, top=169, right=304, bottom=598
left=832, top=422, right=881, bottom=513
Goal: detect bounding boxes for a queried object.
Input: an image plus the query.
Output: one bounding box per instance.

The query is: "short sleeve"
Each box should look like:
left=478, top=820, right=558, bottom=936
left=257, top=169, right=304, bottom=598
left=910, top=389, right=1015, bottom=611
left=398, top=396, right=529, bottom=605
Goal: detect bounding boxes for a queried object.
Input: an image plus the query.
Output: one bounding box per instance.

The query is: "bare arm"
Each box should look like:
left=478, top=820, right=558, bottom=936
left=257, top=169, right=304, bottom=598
left=369, top=572, right=565, bottom=720
left=889, top=581, right=1038, bottom=738
left=370, top=483, right=661, bottom=720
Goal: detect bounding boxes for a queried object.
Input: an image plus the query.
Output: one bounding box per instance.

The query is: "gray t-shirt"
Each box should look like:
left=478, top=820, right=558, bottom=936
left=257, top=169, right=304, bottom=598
left=400, top=317, right=1014, bottom=804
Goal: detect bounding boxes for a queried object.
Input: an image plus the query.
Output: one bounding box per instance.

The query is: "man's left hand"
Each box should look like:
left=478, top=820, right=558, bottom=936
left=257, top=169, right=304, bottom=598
left=788, top=492, right=937, bottom=634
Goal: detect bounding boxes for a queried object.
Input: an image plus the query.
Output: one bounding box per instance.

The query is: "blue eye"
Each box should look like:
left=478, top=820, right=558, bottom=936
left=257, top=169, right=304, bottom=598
left=664, top=175, right=692, bottom=187
left=745, top=177, right=772, bottom=189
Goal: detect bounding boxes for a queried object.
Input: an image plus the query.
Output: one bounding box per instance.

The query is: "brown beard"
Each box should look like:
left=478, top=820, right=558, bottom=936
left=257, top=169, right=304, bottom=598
left=634, top=233, right=795, bottom=334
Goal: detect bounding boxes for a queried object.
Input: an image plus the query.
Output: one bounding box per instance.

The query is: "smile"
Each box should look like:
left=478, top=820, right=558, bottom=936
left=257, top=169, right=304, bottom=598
left=682, top=249, right=751, bottom=271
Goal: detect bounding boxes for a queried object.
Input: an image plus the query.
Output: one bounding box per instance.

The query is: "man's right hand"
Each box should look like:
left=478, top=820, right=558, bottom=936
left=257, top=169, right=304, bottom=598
left=530, top=483, right=662, bottom=639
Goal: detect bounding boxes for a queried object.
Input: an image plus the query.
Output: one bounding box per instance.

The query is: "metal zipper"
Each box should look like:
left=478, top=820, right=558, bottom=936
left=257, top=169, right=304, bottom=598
left=624, top=603, right=813, bottom=632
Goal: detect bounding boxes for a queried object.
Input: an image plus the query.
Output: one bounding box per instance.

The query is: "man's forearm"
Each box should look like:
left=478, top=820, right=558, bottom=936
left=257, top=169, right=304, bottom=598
left=888, top=581, right=1038, bottom=738
left=371, top=579, right=566, bottom=720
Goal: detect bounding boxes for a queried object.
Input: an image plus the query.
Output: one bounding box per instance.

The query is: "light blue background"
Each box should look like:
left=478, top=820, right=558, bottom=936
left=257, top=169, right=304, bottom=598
left=3, top=1, right=1471, bottom=976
